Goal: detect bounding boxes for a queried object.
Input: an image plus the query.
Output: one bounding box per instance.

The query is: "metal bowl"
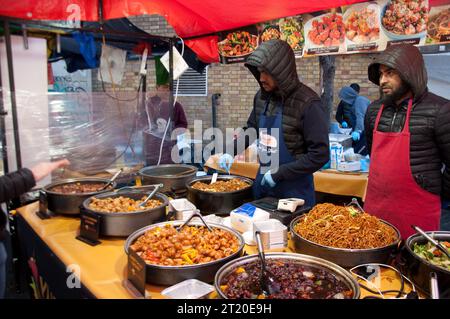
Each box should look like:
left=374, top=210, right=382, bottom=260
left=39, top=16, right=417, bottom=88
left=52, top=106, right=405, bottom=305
left=43, top=178, right=116, bottom=215
left=186, top=175, right=254, bottom=215
left=139, top=164, right=198, bottom=193
left=82, top=190, right=169, bottom=237
left=214, top=252, right=360, bottom=299
left=290, top=215, right=401, bottom=268
left=124, top=220, right=245, bottom=286
left=401, top=231, right=450, bottom=298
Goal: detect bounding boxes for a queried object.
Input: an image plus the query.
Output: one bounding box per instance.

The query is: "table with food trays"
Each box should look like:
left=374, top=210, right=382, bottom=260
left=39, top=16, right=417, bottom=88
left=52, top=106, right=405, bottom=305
left=12, top=166, right=448, bottom=299
left=15, top=200, right=426, bottom=300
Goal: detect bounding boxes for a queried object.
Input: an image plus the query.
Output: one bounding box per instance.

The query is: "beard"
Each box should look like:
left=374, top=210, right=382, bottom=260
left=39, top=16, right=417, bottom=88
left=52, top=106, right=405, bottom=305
left=379, top=82, right=411, bottom=105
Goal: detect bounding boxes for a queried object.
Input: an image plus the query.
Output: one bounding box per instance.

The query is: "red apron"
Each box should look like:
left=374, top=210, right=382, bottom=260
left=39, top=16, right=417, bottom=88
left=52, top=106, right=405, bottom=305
left=364, top=99, right=441, bottom=239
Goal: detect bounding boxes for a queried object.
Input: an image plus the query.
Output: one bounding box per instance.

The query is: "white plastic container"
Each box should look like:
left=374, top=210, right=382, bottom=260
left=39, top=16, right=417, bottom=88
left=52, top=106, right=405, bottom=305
left=169, top=198, right=196, bottom=220
left=253, top=219, right=288, bottom=250
left=230, top=203, right=270, bottom=233
left=161, top=279, right=214, bottom=299
left=330, top=142, right=344, bottom=170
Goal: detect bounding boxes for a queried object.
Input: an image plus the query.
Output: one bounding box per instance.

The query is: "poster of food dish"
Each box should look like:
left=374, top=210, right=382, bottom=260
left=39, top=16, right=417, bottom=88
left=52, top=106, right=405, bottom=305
left=218, top=26, right=259, bottom=64
left=426, top=3, right=450, bottom=44
left=342, top=2, right=382, bottom=52
left=303, top=10, right=347, bottom=56
left=378, top=0, right=429, bottom=47
left=256, top=16, right=305, bottom=57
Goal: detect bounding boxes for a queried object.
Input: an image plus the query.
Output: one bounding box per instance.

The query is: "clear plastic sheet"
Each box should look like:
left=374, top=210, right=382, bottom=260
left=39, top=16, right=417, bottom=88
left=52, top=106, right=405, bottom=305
left=1, top=88, right=181, bottom=184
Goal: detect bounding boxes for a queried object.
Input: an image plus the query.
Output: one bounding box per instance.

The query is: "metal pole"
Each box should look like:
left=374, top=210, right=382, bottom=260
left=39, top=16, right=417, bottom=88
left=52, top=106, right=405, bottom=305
left=169, top=40, right=174, bottom=128
left=4, top=20, right=22, bottom=169
left=0, top=51, right=9, bottom=173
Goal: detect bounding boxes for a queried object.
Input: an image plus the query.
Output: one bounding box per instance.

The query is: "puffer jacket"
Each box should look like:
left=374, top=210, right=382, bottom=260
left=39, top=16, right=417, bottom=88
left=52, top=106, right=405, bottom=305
left=365, top=44, right=450, bottom=199
left=241, top=39, right=330, bottom=182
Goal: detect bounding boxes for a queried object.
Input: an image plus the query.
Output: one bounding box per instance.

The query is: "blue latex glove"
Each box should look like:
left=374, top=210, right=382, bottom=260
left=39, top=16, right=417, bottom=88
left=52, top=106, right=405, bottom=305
left=218, top=153, right=234, bottom=173
left=352, top=131, right=361, bottom=141
left=341, top=121, right=348, bottom=128
left=261, top=170, right=276, bottom=188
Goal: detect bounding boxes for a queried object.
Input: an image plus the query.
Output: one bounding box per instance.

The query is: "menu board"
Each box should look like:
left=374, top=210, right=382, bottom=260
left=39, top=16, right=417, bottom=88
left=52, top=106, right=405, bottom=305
left=217, top=0, right=450, bottom=62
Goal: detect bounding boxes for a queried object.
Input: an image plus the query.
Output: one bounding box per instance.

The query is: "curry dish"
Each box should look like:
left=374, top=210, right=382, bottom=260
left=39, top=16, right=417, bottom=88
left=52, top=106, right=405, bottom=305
left=89, top=196, right=162, bottom=213
left=191, top=178, right=250, bottom=193
left=130, top=224, right=240, bottom=266
left=50, top=182, right=112, bottom=194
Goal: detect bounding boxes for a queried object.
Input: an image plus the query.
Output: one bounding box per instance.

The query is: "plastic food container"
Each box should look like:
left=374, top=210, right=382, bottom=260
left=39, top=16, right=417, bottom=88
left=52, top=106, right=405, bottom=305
left=161, top=279, right=215, bottom=299
left=169, top=198, right=197, bottom=220
left=253, top=219, right=288, bottom=250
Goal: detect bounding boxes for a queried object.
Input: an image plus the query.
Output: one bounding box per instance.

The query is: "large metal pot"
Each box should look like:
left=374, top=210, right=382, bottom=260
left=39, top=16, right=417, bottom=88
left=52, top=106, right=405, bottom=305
left=42, top=178, right=116, bottom=215
left=214, top=252, right=360, bottom=299
left=186, top=175, right=254, bottom=215
left=82, top=190, right=169, bottom=237
left=401, top=231, right=450, bottom=298
left=139, top=164, right=198, bottom=193
left=124, top=220, right=245, bottom=286
left=290, top=215, right=401, bottom=268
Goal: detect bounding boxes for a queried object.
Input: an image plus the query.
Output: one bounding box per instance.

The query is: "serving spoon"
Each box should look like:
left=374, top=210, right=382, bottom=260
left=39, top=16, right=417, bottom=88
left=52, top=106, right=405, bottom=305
left=255, top=231, right=280, bottom=296
left=411, top=225, right=450, bottom=259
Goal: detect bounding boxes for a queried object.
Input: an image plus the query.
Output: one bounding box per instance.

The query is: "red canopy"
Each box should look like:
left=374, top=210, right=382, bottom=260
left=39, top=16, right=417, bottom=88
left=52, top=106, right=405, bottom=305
left=0, top=0, right=429, bottom=62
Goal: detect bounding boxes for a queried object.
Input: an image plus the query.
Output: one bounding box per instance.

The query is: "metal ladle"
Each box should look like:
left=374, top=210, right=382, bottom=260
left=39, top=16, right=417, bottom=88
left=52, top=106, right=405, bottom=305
left=411, top=225, right=450, bottom=259
left=255, top=231, right=280, bottom=296
left=138, top=183, right=163, bottom=208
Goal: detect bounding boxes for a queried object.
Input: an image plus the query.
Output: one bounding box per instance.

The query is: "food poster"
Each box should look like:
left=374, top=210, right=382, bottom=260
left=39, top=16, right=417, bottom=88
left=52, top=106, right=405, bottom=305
left=426, top=0, right=450, bottom=44
left=378, top=0, right=429, bottom=47
left=341, top=2, right=383, bottom=53
left=218, top=26, right=259, bottom=64
left=302, top=9, right=347, bottom=57
left=257, top=16, right=305, bottom=57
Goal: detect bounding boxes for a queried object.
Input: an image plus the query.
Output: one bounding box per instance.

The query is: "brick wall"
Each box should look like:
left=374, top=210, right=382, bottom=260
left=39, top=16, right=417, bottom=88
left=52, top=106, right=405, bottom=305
left=93, top=15, right=381, bottom=132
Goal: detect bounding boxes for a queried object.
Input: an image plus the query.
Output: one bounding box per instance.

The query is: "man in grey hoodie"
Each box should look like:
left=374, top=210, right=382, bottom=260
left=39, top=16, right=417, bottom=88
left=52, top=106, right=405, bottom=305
left=338, top=86, right=370, bottom=155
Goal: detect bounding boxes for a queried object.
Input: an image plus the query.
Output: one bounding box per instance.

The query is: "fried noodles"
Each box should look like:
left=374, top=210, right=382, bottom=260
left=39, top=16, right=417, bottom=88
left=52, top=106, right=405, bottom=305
left=294, top=203, right=398, bottom=249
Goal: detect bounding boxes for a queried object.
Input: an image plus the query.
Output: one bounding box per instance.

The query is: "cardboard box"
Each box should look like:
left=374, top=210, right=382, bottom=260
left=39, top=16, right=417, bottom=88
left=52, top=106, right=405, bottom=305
left=204, top=154, right=259, bottom=179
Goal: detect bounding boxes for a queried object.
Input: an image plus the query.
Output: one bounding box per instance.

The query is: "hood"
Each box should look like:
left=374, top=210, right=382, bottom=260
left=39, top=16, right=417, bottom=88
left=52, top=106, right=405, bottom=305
left=339, top=86, right=358, bottom=105
left=368, top=44, right=427, bottom=98
left=244, top=39, right=300, bottom=99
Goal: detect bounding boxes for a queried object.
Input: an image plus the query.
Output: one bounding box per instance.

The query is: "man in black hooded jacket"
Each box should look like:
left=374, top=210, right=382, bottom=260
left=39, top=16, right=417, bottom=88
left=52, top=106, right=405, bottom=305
left=219, top=39, right=329, bottom=205
left=364, top=44, right=450, bottom=238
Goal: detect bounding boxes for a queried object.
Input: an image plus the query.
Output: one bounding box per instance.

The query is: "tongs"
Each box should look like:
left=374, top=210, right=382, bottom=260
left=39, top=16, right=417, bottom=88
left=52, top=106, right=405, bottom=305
left=139, top=183, right=163, bottom=208
left=176, top=209, right=213, bottom=232
left=100, top=168, right=123, bottom=190
left=411, top=225, right=450, bottom=259
left=345, top=197, right=366, bottom=214
left=255, top=231, right=280, bottom=296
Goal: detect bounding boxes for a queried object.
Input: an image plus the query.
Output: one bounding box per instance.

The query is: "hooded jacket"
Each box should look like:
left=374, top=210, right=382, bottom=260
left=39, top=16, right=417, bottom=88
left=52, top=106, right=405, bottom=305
left=241, top=39, right=329, bottom=182
left=365, top=44, right=450, bottom=199
left=338, top=86, right=370, bottom=133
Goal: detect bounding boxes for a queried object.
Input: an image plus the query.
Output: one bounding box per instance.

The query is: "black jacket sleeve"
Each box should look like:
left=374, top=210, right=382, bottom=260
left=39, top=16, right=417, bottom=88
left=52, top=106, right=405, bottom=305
left=435, top=102, right=450, bottom=200
left=365, top=104, right=374, bottom=155
left=0, top=168, right=36, bottom=235
left=0, top=168, right=36, bottom=203
left=272, top=100, right=330, bottom=181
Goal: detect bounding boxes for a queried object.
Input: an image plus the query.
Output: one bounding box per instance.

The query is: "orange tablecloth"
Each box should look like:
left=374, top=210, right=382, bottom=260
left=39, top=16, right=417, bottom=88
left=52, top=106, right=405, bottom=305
left=314, top=170, right=369, bottom=200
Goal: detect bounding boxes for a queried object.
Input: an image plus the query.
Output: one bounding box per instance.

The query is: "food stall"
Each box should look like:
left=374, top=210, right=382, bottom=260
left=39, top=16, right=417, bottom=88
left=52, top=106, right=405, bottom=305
left=1, top=0, right=449, bottom=301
